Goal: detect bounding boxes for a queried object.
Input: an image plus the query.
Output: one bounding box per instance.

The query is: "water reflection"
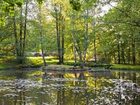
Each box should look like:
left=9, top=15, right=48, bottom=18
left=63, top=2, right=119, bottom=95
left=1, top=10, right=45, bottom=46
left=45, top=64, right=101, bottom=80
left=0, top=70, right=140, bottom=105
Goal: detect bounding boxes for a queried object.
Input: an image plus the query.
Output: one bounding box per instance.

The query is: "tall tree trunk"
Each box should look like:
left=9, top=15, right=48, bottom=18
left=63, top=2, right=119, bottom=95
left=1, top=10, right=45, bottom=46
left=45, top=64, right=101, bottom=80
left=93, top=37, right=96, bottom=63
left=55, top=5, right=61, bottom=64
left=113, top=52, right=117, bottom=63
left=83, top=9, right=89, bottom=64
left=61, top=16, right=65, bottom=64
left=41, top=45, right=47, bottom=66
left=132, top=38, right=136, bottom=65
left=71, top=13, right=78, bottom=66
left=73, top=39, right=83, bottom=67
left=127, top=44, right=131, bottom=64
left=22, top=0, right=28, bottom=58
left=117, top=34, right=121, bottom=64
left=38, top=4, right=47, bottom=66
left=104, top=51, right=107, bottom=63
left=121, top=43, right=125, bottom=64
left=92, top=8, right=97, bottom=63
left=58, top=10, right=62, bottom=64
left=73, top=45, right=77, bottom=66
left=13, top=1, right=28, bottom=64
left=117, top=43, right=121, bottom=64
left=13, top=6, right=19, bottom=61
left=19, top=6, right=23, bottom=59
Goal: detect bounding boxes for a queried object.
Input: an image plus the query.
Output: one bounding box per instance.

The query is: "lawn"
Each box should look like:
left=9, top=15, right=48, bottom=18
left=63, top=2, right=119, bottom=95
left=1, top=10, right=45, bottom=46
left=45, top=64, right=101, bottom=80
left=1, top=56, right=140, bottom=71
left=111, top=64, right=140, bottom=70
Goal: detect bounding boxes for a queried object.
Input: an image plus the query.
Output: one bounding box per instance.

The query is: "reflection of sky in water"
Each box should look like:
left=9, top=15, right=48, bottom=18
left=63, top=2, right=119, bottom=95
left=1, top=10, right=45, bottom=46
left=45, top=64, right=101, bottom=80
left=0, top=70, right=140, bottom=105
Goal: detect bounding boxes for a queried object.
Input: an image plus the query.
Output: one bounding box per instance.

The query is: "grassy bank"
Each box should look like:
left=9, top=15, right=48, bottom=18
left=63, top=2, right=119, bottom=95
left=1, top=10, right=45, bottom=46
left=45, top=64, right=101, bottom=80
left=0, top=56, right=16, bottom=69
left=1, top=57, right=140, bottom=71
left=111, top=64, right=140, bottom=70
left=0, top=56, right=56, bottom=70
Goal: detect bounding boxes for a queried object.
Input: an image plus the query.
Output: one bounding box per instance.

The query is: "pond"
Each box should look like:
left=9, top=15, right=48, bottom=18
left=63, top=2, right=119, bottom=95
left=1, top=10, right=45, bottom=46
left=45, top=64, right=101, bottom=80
left=0, top=69, right=140, bottom=105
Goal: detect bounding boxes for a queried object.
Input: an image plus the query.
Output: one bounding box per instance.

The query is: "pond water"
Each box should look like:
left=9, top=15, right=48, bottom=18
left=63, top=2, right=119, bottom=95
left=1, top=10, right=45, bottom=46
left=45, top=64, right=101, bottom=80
left=0, top=69, right=140, bottom=105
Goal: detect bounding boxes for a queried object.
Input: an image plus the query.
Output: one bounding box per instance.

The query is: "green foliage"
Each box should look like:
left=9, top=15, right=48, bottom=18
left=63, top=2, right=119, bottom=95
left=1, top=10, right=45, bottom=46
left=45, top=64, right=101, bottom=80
left=16, top=2, right=22, bottom=7
left=3, top=0, right=23, bottom=7
left=0, top=0, right=140, bottom=67
left=96, top=0, right=140, bottom=64
left=37, top=0, right=43, bottom=4
left=69, top=0, right=81, bottom=11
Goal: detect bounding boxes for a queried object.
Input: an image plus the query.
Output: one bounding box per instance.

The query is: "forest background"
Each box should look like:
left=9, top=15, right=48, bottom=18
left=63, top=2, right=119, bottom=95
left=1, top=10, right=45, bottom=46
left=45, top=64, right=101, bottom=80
left=0, top=0, right=140, bottom=69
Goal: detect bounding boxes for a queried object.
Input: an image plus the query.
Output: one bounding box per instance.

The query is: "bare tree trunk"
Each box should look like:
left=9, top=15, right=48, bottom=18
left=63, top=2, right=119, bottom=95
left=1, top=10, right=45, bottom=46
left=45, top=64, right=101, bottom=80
left=58, top=10, right=62, bottom=64
left=113, top=52, right=116, bottom=63
left=71, top=13, right=77, bottom=66
left=132, top=38, right=136, bottom=65
left=22, top=0, right=28, bottom=58
left=92, top=8, right=97, bottom=63
left=121, top=43, right=125, bottom=64
left=41, top=45, right=47, bottom=66
left=38, top=4, right=47, bottom=66
left=61, top=16, right=65, bottom=64
left=83, top=9, right=89, bottom=65
left=117, top=43, right=121, bottom=64
left=93, top=37, right=97, bottom=63
left=13, top=6, right=19, bottom=61
left=54, top=5, right=61, bottom=64
left=104, top=51, right=107, bottom=63
left=73, top=45, right=77, bottom=66
left=127, top=43, right=131, bottom=64
left=19, top=6, right=23, bottom=59
left=117, top=34, right=121, bottom=64
left=72, top=33, right=82, bottom=67
left=13, top=1, right=28, bottom=64
left=71, top=11, right=84, bottom=68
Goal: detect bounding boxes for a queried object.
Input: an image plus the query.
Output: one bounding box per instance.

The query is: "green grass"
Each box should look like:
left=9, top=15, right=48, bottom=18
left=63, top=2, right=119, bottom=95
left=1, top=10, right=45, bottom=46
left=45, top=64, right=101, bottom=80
left=26, top=57, right=58, bottom=66
left=1, top=56, right=140, bottom=71
left=0, top=56, right=59, bottom=69
left=0, top=62, right=17, bottom=70
left=0, top=56, right=16, bottom=69
left=111, top=64, right=140, bottom=70
left=0, top=64, right=7, bottom=69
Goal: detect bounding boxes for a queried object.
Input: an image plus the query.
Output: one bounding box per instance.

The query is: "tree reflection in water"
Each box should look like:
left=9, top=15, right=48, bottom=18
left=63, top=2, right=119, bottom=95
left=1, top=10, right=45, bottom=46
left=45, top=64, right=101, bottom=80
left=0, top=70, right=140, bottom=105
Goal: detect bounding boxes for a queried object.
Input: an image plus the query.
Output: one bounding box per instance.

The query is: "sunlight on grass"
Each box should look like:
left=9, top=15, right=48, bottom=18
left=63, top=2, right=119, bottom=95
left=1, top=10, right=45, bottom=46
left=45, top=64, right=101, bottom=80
left=27, top=70, right=43, bottom=77
left=64, top=73, right=76, bottom=78
left=112, top=64, right=140, bottom=70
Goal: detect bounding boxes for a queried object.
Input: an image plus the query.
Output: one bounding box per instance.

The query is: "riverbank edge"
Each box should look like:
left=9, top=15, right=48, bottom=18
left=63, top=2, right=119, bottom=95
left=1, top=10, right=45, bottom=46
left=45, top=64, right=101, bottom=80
left=0, top=64, right=140, bottom=71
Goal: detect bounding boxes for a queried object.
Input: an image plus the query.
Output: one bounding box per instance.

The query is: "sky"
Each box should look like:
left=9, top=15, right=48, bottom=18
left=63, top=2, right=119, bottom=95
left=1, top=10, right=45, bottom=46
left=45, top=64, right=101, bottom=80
left=27, top=0, right=117, bottom=20
left=100, top=2, right=117, bottom=16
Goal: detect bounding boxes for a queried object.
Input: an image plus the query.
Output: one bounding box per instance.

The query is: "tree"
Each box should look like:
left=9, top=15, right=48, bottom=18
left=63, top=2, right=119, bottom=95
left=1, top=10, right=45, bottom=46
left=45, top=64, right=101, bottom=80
left=11, top=0, right=28, bottom=63
left=37, top=0, right=47, bottom=66
left=69, top=0, right=98, bottom=67
left=53, top=0, right=68, bottom=64
left=98, top=0, right=140, bottom=64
